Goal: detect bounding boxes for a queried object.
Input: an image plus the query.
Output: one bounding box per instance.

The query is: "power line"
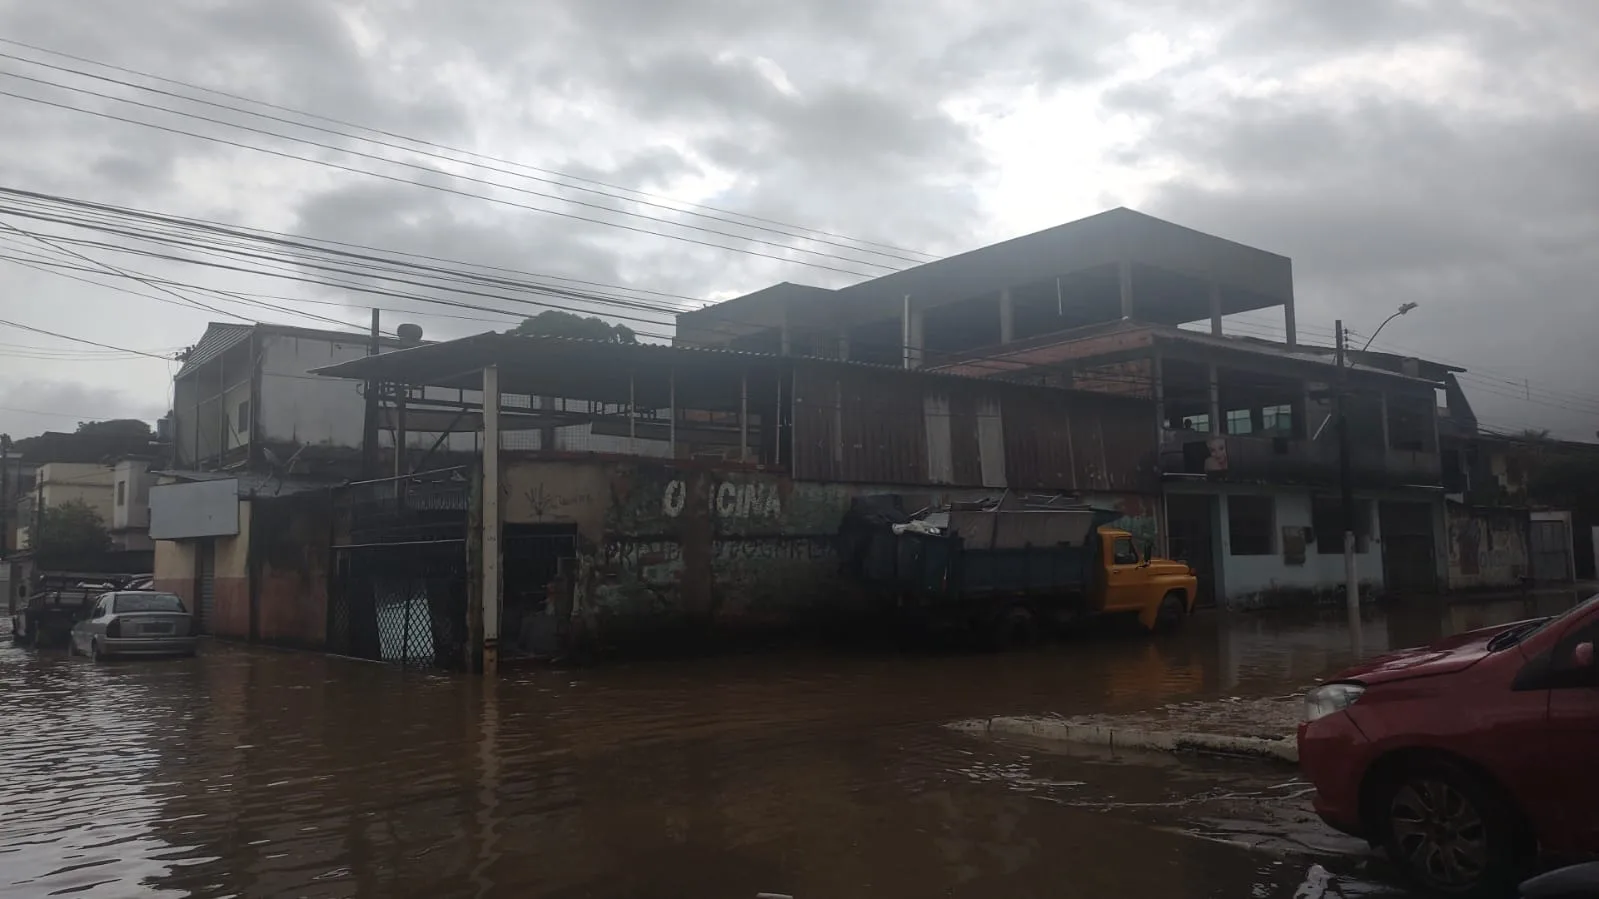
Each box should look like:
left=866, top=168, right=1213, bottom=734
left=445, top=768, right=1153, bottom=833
left=0, top=36, right=937, bottom=262
left=0, top=72, right=894, bottom=277
left=0, top=314, right=173, bottom=359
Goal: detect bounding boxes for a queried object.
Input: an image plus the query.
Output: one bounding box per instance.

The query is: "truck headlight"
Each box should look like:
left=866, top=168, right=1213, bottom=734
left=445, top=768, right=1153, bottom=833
left=1303, top=683, right=1365, bottom=722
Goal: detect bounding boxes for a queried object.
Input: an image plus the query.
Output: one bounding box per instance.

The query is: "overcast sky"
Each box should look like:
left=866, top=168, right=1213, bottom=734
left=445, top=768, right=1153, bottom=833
left=0, top=0, right=1595, bottom=441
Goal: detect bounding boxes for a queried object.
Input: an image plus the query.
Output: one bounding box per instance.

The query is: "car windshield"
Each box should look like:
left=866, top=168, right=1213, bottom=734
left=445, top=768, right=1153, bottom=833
left=1490, top=593, right=1599, bottom=650
left=113, top=593, right=186, bottom=614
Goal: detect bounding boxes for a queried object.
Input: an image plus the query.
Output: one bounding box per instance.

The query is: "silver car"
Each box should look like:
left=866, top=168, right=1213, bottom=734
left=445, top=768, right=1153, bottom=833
left=70, top=591, right=198, bottom=661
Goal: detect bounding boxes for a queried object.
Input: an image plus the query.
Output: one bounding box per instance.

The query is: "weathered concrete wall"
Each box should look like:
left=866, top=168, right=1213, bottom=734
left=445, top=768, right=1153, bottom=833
left=502, top=457, right=1159, bottom=649
left=251, top=494, right=332, bottom=649
left=212, top=504, right=252, bottom=639
left=1216, top=489, right=1384, bottom=609
left=153, top=538, right=196, bottom=608
left=1446, top=504, right=1528, bottom=590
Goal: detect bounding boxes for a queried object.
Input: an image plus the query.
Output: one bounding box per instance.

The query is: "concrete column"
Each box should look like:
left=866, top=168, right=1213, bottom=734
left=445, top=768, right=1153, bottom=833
left=1379, top=391, right=1391, bottom=450
left=778, top=322, right=791, bottom=356
left=999, top=288, right=1015, bottom=344
left=1208, top=363, right=1222, bottom=434
left=1118, top=261, right=1134, bottom=320
left=481, top=364, right=501, bottom=678
left=738, top=369, right=748, bottom=462
left=1152, top=349, right=1167, bottom=432
left=901, top=294, right=924, bottom=369
left=836, top=330, right=850, bottom=361
left=1209, top=282, right=1223, bottom=336
left=1284, top=294, right=1298, bottom=348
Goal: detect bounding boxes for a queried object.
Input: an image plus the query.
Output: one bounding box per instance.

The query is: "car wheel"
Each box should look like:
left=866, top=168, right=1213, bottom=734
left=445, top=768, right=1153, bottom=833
left=1153, top=592, right=1186, bottom=633
left=1378, top=762, right=1524, bottom=897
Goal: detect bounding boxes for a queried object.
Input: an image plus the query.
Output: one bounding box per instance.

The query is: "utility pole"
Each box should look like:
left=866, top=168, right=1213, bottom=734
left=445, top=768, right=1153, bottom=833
left=0, top=434, right=10, bottom=558
left=1335, top=320, right=1362, bottom=656
left=361, top=309, right=380, bottom=479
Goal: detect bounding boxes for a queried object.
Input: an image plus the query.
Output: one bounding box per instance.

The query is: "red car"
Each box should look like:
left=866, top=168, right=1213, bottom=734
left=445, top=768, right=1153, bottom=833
left=1298, top=594, right=1599, bottom=897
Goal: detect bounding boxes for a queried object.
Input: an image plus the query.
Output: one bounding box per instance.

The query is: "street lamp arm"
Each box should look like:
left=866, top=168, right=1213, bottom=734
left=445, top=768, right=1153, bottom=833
left=1359, top=302, right=1419, bottom=352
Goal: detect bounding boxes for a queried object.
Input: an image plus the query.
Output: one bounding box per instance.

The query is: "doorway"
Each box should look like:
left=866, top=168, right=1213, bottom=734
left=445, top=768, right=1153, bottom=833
left=1166, top=494, right=1220, bottom=607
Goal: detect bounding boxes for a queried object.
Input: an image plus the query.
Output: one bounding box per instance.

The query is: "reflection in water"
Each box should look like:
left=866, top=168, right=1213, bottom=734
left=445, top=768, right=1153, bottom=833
left=0, top=592, right=1581, bottom=897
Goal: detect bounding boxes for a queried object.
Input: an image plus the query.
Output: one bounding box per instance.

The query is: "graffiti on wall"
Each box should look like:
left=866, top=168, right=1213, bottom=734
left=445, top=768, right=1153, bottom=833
left=1447, top=508, right=1527, bottom=584
left=661, top=479, right=782, bottom=519
left=601, top=536, right=833, bottom=571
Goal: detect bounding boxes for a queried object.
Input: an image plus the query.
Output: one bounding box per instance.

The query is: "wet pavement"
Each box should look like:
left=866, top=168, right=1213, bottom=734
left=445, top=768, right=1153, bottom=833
left=0, top=590, right=1587, bottom=898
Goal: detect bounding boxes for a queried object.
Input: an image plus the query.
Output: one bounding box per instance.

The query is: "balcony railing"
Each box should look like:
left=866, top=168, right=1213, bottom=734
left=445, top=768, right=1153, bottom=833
left=1161, top=431, right=1441, bottom=486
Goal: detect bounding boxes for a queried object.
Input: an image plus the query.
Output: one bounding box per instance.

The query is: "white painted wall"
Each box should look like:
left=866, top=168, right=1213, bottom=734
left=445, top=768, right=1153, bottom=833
left=1219, top=489, right=1385, bottom=601
left=112, top=459, right=151, bottom=531
left=39, top=463, right=116, bottom=523
left=258, top=333, right=372, bottom=448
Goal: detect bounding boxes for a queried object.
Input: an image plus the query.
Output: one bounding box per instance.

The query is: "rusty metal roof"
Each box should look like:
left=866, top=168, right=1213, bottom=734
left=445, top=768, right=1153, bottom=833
left=176, top=322, right=417, bottom=379
left=932, top=320, right=1444, bottom=386
left=308, top=331, right=1156, bottom=411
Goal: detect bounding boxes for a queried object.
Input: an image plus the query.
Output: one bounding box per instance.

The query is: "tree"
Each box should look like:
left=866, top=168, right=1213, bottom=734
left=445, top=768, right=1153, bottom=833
left=512, top=310, right=637, bottom=344
left=34, top=499, right=111, bottom=567
left=74, top=419, right=154, bottom=441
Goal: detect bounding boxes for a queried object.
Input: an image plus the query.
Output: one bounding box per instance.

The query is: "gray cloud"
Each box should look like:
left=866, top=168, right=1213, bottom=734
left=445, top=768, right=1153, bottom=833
left=1117, top=2, right=1599, bottom=437
left=1, top=0, right=1596, bottom=444
left=0, top=378, right=166, bottom=441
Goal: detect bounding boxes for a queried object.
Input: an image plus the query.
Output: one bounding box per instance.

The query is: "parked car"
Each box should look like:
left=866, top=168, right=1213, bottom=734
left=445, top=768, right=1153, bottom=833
left=69, top=591, right=198, bottom=661
left=1298, top=593, right=1599, bottom=897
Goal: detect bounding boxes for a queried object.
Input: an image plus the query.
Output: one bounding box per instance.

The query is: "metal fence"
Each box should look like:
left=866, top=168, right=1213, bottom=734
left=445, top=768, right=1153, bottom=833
left=329, top=541, right=468, bottom=669
left=329, top=468, right=471, bottom=670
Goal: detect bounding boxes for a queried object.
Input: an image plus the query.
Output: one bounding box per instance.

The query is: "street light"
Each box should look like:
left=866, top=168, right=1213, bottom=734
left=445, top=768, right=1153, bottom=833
left=1361, top=302, right=1419, bottom=351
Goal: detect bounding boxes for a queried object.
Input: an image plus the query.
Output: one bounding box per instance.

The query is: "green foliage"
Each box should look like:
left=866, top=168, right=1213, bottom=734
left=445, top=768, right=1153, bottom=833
left=35, top=499, right=111, bottom=566
left=511, top=310, right=637, bottom=344
left=73, top=419, right=154, bottom=440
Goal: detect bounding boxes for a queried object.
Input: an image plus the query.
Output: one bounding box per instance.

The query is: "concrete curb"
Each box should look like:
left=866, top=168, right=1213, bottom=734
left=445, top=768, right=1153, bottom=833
left=949, top=715, right=1299, bottom=765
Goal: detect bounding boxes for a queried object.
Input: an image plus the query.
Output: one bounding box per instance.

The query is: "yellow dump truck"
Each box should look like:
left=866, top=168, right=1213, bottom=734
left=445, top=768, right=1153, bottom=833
left=840, top=497, right=1198, bottom=645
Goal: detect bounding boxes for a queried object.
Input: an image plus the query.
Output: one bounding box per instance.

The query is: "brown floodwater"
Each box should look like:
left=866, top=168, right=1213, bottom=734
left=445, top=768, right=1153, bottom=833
left=0, top=591, right=1586, bottom=898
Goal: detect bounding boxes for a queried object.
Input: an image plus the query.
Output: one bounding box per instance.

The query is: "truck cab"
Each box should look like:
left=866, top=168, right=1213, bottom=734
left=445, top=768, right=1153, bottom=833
left=1092, top=527, right=1199, bottom=632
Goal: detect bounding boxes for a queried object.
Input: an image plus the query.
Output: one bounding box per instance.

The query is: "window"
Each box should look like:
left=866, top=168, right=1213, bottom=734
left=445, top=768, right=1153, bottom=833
left=1113, top=537, right=1139, bottom=566
left=1177, top=413, right=1210, bottom=433
left=1228, top=495, right=1275, bottom=555
left=1226, top=409, right=1254, bottom=434
left=116, top=481, right=126, bottom=507
left=1262, top=404, right=1293, bottom=434
left=114, top=593, right=187, bottom=614
left=1311, top=496, right=1372, bottom=553
left=236, top=400, right=251, bottom=434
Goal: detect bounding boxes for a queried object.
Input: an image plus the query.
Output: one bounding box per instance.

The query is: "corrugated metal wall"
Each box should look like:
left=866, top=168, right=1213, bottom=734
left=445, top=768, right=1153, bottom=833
left=791, top=365, right=1156, bottom=492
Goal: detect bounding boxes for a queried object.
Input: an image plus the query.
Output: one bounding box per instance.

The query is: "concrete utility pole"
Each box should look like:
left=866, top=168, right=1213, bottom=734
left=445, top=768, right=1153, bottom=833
left=1335, top=321, right=1362, bottom=656
left=362, top=309, right=380, bottom=479
left=0, top=434, right=10, bottom=557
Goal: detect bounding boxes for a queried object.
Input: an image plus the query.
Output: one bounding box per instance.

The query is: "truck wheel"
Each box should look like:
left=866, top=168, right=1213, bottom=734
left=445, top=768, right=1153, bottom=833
left=1153, top=593, right=1186, bottom=633
left=992, top=606, right=1038, bottom=649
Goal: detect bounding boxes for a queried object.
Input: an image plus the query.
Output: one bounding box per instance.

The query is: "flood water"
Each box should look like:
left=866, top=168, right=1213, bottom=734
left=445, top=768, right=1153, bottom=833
left=0, top=591, right=1586, bottom=898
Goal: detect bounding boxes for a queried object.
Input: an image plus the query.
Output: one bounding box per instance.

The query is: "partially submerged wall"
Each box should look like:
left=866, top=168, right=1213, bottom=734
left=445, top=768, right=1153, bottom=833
left=1446, top=504, right=1529, bottom=590
left=502, top=457, right=1159, bottom=650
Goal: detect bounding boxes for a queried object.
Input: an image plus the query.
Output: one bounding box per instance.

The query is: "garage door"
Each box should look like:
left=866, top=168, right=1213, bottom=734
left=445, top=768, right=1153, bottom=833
left=196, top=541, right=216, bottom=633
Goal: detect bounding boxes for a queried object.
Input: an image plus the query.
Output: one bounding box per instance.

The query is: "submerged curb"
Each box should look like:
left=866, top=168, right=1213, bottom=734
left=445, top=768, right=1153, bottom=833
left=950, top=715, right=1299, bottom=765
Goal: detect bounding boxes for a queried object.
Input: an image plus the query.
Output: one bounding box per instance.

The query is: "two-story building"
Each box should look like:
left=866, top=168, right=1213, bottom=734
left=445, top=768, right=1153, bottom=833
left=309, top=331, right=1162, bottom=669
left=154, top=321, right=443, bottom=642
left=680, top=207, right=1461, bottom=608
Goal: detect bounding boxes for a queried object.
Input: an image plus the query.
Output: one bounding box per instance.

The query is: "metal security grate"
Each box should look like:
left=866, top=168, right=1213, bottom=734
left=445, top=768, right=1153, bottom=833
left=329, top=544, right=468, bottom=670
